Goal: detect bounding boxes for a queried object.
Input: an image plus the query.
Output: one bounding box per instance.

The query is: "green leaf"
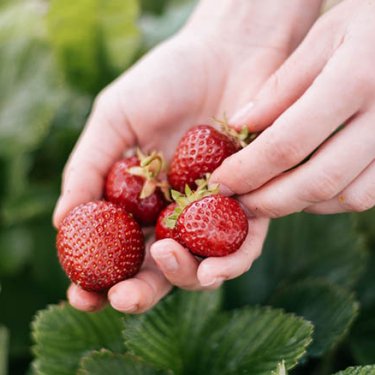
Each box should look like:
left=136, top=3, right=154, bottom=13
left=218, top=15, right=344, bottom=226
left=124, top=289, right=313, bottom=375
left=333, top=365, right=375, bottom=375
left=32, top=303, right=125, bottom=375
left=47, top=0, right=140, bottom=93
left=124, top=289, right=222, bottom=373
left=355, top=209, right=375, bottom=249
left=272, top=279, right=359, bottom=357
left=0, top=326, right=9, bottom=375
left=78, top=350, right=167, bottom=375
left=225, top=213, right=367, bottom=308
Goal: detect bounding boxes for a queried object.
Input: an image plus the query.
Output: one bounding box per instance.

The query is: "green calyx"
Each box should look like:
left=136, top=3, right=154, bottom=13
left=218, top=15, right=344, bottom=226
left=127, top=148, right=170, bottom=200
left=213, top=113, right=257, bottom=148
left=165, top=175, right=219, bottom=229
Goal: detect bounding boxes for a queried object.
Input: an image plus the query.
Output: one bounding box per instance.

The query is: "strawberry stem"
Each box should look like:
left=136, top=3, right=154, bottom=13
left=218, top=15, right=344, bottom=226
left=212, top=113, right=257, bottom=148
left=165, top=174, right=219, bottom=229
left=128, top=149, right=170, bottom=199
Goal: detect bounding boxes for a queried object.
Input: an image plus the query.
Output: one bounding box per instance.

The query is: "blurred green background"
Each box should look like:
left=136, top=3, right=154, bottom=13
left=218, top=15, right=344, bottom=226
left=0, top=1, right=374, bottom=374
left=0, top=0, right=196, bottom=373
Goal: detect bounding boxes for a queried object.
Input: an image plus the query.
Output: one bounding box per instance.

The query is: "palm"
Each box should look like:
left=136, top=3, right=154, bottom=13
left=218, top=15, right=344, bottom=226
left=117, top=34, right=288, bottom=159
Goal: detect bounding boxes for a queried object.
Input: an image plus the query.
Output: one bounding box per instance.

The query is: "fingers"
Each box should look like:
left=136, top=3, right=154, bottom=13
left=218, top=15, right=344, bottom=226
left=238, top=110, right=375, bottom=218
left=150, top=239, right=211, bottom=291
left=150, top=218, right=269, bottom=289
left=67, top=284, right=107, bottom=312
left=211, top=46, right=363, bottom=196
left=107, top=264, right=172, bottom=314
left=229, top=12, right=343, bottom=130
left=53, top=86, right=136, bottom=228
left=305, top=159, right=375, bottom=214
left=197, top=217, right=269, bottom=286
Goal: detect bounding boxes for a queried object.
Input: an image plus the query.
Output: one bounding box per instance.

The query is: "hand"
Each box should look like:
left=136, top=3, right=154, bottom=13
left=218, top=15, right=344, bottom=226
left=54, top=0, right=322, bottom=313
left=211, top=0, right=375, bottom=217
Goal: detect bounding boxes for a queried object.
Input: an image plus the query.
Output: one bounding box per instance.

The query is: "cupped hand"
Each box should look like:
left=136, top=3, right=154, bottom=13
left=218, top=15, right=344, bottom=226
left=211, top=0, right=375, bottom=217
left=53, top=0, right=322, bottom=313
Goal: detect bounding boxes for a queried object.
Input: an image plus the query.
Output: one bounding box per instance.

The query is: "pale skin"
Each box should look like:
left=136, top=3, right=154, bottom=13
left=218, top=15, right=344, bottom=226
left=53, top=0, right=374, bottom=314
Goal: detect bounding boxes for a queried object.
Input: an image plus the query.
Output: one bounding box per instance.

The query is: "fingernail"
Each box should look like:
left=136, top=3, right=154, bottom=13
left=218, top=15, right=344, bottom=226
left=153, top=252, right=179, bottom=273
left=109, top=292, right=138, bottom=313
left=230, top=102, right=254, bottom=126
left=200, top=277, right=223, bottom=287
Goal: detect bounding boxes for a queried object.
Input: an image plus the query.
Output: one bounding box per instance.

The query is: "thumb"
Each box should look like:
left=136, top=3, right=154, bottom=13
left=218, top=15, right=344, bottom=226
left=53, top=85, right=136, bottom=228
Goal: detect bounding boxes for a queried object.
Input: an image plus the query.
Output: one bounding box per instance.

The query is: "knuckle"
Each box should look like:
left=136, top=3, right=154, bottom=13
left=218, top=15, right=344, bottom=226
left=93, top=88, right=112, bottom=112
left=220, top=156, right=254, bottom=193
left=265, top=132, right=304, bottom=168
left=304, top=170, right=341, bottom=202
left=246, top=198, right=283, bottom=218
left=341, top=191, right=375, bottom=212
left=264, top=71, right=282, bottom=95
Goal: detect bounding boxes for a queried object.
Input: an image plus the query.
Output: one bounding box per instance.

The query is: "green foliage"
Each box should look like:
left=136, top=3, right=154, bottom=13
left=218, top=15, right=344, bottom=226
left=78, top=350, right=167, bottom=375
left=32, top=304, right=124, bottom=375
left=225, top=214, right=366, bottom=308
left=32, top=290, right=313, bottom=375
left=0, top=0, right=375, bottom=373
left=272, top=279, right=359, bottom=357
left=47, top=0, right=140, bottom=93
left=333, top=366, right=375, bottom=375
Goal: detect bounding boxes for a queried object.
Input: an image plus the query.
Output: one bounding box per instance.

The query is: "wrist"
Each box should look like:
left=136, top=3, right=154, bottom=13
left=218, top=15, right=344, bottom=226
left=184, top=0, right=324, bottom=50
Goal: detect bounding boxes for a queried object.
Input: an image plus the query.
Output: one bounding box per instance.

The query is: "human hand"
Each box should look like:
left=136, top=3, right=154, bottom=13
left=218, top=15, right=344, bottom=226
left=211, top=0, right=375, bottom=217
left=54, top=0, right=322, bottom=313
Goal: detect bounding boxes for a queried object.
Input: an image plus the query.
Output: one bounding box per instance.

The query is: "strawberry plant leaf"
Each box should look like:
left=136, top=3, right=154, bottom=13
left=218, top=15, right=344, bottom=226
left=32, top=303, right=124, bottom=375
left=124, top=289, right=222, bottom=373
left=77, top=350, right=167, bottom=375
left=0, top=326, right=9, bottom=375
left=47, top=0, right=140, bottom=93
left=226, top=213, right=366, bottom=307
left=272, top=279, right=359, bottom=357
left=124, top=289, right=313, bottom=375
left=332, top=366, right=375, bottom=375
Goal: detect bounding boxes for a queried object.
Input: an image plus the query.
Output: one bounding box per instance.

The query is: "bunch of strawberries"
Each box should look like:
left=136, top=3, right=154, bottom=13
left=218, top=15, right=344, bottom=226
left=57, top=121, right=255, bottom=292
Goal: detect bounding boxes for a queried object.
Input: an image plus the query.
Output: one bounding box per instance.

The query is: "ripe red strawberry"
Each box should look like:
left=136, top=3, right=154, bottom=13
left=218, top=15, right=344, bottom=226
left=57, top=201, right=145, bottom=292
left=155, top=203, right=178, bottom=241
left=105, top=151, right=168, bottom=226
left=168, top=125, right=240, bottom=192
left=176, top=194, right=248, bottom=257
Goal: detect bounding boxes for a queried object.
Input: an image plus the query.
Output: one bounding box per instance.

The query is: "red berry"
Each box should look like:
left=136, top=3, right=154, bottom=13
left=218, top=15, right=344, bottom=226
left=176, top=195, right=248, bottom=257
left=57, top=201, right=145, bottom=292
left=168, top=125, right=239, bottom=192
left=105, top=156, right=167, bottom=226
left=155, top=203, right=178, bottom=241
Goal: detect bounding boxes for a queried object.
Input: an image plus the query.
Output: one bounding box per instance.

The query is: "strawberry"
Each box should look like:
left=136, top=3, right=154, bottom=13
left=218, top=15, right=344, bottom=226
left=155, top=203, right=178, bottom=241
left=167, top=125, right=240, bottom=192
left=57, top=201, right=145, bottom=292
left=105, top=150, right=169, bottom=226
left=166, top=181, right=248, bottom=257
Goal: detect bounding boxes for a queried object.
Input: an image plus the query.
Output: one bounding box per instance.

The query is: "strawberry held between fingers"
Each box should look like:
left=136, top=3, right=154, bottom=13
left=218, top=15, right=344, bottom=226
left=105, top=150, right=169, bottom=226
left=167, top=121, right=255, bottom=193
left=167, top=125, right=239, bottom=192
left=165, top=180, right=248, bottom=257
left=57, top=201, right=145, bottom=292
